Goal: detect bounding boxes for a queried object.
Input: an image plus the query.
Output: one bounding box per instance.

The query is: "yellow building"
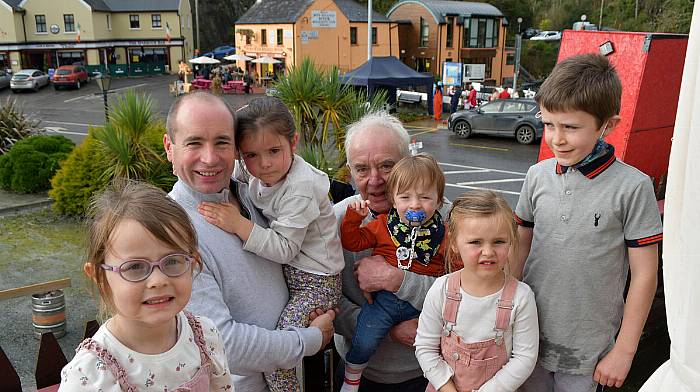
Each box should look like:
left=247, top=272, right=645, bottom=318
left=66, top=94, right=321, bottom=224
left=0, top=0, right=194, bottom=75
left=234, top=0, right=399, bottom=76
left=388, top=0, right=514, bottom=85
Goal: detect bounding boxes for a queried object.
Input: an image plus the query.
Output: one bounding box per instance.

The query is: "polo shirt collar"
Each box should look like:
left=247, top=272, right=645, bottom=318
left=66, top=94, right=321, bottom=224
left=555, top=144, right=616, bottom=179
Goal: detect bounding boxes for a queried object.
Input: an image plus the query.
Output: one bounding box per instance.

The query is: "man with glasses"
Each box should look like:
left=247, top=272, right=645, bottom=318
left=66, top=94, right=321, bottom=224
left=163, top=91, right=336, bottom=392
left=333, top=112, right=451, bottom=392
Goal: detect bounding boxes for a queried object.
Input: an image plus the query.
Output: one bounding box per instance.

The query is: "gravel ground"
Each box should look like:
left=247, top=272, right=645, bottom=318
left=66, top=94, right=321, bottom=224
left=0, top=208, right=97, bottom=391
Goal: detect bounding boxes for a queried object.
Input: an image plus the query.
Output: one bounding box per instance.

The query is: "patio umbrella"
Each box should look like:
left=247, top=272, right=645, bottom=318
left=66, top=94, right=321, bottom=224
left=251, top=56, right=281, bottom=64
left=188, top=56, right=221, bottom=65
left=224, top=54, right=253, bottom=61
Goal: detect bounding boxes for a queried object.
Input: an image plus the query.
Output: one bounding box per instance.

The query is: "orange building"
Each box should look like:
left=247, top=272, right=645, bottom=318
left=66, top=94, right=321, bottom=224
left=234, top=0, right=399, bottom=75
left=387, top=0, right=514, bottom=85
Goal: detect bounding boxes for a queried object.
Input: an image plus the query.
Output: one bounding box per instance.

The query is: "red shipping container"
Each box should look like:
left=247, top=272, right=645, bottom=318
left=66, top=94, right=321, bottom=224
left=538, top=30, right=688, bottom=189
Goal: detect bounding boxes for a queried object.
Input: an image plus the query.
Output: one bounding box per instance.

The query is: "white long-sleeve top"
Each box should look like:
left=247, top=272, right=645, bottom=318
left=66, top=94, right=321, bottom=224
left=415, top=275, right=539, bottom=391
left=239, top=154, right=344, bottom=275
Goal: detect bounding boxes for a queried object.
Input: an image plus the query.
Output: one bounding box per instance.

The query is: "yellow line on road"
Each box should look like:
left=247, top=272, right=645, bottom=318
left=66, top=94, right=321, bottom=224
left=449, top=142, right=510, bottom=152
left=408, top=129, right=439, bottom=137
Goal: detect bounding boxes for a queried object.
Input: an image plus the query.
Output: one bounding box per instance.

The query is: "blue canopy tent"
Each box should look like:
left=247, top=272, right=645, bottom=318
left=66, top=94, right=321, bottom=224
left=340, top=56, right=435, bottom=115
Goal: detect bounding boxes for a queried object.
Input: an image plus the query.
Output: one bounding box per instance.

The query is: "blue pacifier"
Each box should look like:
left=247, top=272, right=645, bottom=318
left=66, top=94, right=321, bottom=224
left=404, top=210, right=426, bottom=227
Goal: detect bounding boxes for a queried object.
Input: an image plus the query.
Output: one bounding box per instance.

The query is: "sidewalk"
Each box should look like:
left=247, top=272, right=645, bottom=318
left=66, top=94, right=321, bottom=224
left=0, top=189, right=52, bottom=216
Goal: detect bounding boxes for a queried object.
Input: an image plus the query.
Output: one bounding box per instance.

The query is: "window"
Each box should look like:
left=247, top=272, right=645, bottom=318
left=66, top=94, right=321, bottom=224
left=107, top=14, right=112, bottom=30
left=261, top=29, right=267, bottom=45
left=277, top=29, right=283, bottom=45
left=129, top=14, right=140, bottom=29
left=350, top=27, right=357, bottom=45
left=151, top=14, right=162, bottom=28
left=64, top=14, right=75, bottom=32
left=372, top=27, right=377, bottom=45
left=506, top=53, right=514, bottom=65
left=446, top=16, right=453, bottom=47
left=480, top=101, right=501, bottom=113
left=35, top=15, right=47, bottom=33
left=420, top=17, right=429, bottom=47
left=502, top=101, right=530, bottom=112
left=246, top=34, right=251, bottom=45
left=464, top=17, right=499, bottom=48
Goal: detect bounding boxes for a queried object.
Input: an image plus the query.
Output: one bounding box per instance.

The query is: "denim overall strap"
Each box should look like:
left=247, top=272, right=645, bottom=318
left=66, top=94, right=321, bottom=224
left=443, top=271, right=462, bottom=325
left=494, top=276, right=518, bottom=342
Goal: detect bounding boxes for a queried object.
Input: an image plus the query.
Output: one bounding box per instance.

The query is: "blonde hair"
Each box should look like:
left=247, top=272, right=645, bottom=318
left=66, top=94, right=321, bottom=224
left=84, top=180, right=201, bottom=319
left=386, top=153, right=445, bottom=208
left=445, top=190, right=518, bottom=273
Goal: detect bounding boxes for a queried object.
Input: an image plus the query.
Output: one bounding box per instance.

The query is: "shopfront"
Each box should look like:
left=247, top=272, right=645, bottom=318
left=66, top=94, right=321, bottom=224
left=125, top=46, right=169, bottom=76
left=0, top=52, right=10, bottom=71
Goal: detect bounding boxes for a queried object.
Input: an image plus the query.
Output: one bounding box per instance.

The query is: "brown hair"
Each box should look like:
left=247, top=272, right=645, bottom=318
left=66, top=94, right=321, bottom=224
left=445, top=190, right=518, bottom=273
left=535, top=53, right=622, bottom=127
left=386, top=153, right=445, bottom=208
left=234, top=96, right=296, bottom=149
left=84, top=180, right=201, bottom=319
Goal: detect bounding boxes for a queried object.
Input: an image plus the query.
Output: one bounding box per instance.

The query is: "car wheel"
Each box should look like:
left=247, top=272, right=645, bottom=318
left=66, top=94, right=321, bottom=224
left=76, top=80, right=81, bottom=89
left=454, top=120, right=472, bottom=139
left=11, top=89, right=17, bottom=93
left=54, top=85, right=60, bottom=90
left=516, top=125, right=536, bottom=145
left=33, top=83, right=39, bottom=92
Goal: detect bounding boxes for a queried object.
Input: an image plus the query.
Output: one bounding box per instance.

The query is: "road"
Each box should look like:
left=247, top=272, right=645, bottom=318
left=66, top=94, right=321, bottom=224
left=1, top=75, right=541, bottom=207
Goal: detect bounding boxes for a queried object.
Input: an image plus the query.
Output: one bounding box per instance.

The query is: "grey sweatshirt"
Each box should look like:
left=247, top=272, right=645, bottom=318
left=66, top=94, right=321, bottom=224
left=171, top=179, right=322, bottom=392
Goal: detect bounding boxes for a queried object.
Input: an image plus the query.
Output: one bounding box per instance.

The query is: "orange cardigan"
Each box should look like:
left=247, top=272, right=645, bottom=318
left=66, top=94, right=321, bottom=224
left=340, top=207, right=446, bottom=277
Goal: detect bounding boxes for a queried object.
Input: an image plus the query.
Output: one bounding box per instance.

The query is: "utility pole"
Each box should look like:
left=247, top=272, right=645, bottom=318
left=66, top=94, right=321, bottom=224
left=195, top=0, right=200, bottom=52
left=367, top=0, right=372, bottom=60
left=513, top=17, right=522, bottom=93
left=599, top=0, right=604, bottom=30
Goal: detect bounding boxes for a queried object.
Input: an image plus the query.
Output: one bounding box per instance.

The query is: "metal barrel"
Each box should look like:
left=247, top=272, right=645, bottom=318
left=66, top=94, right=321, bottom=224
left=31, top=290, right=66, bottom=339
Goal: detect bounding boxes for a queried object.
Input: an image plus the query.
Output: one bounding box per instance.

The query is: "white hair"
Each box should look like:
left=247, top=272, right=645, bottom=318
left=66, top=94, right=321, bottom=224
left=344, top=111, right=410, bottom=159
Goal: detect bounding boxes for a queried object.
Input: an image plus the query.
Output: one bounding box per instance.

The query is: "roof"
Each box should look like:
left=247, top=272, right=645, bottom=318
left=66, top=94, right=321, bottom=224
left=236, top=0, right=315, bottom=24
left=237, top=0, right=388, bottom=24
left=0, top=0, right=22, bottom=10
left=99, top=0, right=180, bottom=12
left=340, top=56, right=433, bottom=88
left=388, top=0, right=503, bottom=24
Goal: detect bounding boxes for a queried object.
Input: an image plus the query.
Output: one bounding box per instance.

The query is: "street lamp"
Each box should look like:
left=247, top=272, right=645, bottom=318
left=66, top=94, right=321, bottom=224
left=95, top=73, right=112, bottom=123
left=513, top=17, right=523, bottom=93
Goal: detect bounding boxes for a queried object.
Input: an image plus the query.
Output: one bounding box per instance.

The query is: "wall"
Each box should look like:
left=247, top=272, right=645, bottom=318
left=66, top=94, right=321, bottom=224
left=346, top=21, right=397, bottom=72
left=22, top=0, right=94, bottom=42
left=234, top=22, right=294, bottom=71
left=0, top=6, right=23, bottom=43
left=388, top=2, right=438, bottom=72
left=109, top=11, right=180, bottom=41
left=178, top=0, right=194, bottom=59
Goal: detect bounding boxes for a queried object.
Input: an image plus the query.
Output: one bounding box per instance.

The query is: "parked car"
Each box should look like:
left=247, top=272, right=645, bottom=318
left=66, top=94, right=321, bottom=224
left=10, top=69, right=50, bottom=92
left=202, top=45, right=235, bottom=59
left=448, top=99, right=544, bottom=145
left=522, top=27, right=541, bottom=39
left=0, top=69, right=10, bottom=90
left=530, top=30, right=562, bottom=41
left=52, top=65, right=89, bottom=89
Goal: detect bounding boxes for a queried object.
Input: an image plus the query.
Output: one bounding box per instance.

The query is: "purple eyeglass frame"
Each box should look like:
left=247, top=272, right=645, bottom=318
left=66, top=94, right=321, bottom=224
left=100, top=253, right=193, bottom=282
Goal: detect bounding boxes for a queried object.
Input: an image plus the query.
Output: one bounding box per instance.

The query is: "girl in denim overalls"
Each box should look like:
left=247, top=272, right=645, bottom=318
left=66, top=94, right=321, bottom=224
left=415, top=190, right=539, bottom=392
left=58, top=181, right=233, bottom=392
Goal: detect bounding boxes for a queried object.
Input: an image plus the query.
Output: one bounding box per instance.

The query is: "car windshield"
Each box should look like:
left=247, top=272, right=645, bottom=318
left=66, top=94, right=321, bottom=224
left=56, top=70, right=72, bottom=75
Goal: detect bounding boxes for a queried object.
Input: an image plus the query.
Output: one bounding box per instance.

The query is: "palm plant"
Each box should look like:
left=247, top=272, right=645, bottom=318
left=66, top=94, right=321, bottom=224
left=0, top=97, right=41, bottom=155
left=93, top=90, right=175, bottom=190
left=272, top=58, right=387, bottom=179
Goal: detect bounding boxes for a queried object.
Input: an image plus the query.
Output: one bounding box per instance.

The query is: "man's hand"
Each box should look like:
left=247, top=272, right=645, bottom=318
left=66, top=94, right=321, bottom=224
left=349, top=199, right=371, bottom=218
left=437, top=379, right=458, bottom=392
left=593, top=346, right=635, bottom=388
left=198, top=201, right=242, bottom=234
left=309, top=309, right=336, bottom=350
left=389, top=318, right=418, bottom=347
left=355, top=255, right=404, bottom=293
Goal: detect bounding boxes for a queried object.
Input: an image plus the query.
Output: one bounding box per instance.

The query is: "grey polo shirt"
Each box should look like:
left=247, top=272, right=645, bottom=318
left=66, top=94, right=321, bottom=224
left=515, top=147, right=662, bottom=375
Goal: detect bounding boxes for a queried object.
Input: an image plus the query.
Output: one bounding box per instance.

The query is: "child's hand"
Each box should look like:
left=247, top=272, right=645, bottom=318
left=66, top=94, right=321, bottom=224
left=362, top=290, right=373, bottom=305
left=593, top=346, right=634, bottom=388
left=349, top=199, right=371, bottom=218
left=437, top=379, right=458, bottom=392
left=198, top=202, right=242, bottom=235
left=309, top=309, right=336, bottom=350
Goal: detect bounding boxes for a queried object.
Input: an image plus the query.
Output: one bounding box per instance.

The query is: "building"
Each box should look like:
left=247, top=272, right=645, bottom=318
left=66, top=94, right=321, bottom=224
left=234, top=0, right=399, bottom=76
left=387, top=0, right=514, bottom=85
left=0, top=0, right=194, bottom=75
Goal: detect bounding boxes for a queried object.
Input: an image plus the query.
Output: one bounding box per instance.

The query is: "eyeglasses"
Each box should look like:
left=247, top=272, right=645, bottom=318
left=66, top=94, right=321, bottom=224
left=100, top=253, right=193, bottom=282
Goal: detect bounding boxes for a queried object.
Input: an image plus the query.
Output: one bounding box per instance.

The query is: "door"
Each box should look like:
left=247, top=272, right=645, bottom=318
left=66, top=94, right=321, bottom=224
left=471, top=100, right=502, bottom=131
left=491, top=101, right=532, bottom=133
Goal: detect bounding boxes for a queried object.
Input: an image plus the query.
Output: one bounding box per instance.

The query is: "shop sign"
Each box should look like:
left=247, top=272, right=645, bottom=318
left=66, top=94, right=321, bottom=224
left=300, top=30, right=318, bottom=43
left=50, top=24, right=60, bottom=34
left=311, top=11, right=336, bottom=28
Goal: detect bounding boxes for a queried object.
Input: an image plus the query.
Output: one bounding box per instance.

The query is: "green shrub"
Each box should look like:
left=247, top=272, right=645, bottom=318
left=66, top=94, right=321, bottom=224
left=0, top=97, right=41, bottom=155
left=0, top=135, right=74, bottom=193
left=49, top=129, right=108, bottom=216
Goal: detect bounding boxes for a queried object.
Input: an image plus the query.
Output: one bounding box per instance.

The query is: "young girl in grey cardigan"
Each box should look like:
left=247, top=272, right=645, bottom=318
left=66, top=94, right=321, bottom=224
left=198, top=96, right=344, bottom=392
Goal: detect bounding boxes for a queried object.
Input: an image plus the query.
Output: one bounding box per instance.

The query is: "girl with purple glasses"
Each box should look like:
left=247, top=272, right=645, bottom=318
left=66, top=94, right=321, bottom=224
left=58, top=181, right=234, bottom=391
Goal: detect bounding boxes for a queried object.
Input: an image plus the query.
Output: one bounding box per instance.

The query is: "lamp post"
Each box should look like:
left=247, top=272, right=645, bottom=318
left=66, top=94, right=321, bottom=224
left=513, top=17, right=523, bottom=93
left=95, top=73, right=112, bottom=123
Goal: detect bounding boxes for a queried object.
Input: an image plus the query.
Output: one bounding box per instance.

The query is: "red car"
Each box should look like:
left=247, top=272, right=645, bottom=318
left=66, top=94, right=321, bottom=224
left=53, top=65, right=89, bottom=89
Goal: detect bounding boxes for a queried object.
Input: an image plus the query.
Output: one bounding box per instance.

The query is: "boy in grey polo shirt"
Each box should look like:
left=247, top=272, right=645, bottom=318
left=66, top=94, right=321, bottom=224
left=514, top=53, right=663, bottom=392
